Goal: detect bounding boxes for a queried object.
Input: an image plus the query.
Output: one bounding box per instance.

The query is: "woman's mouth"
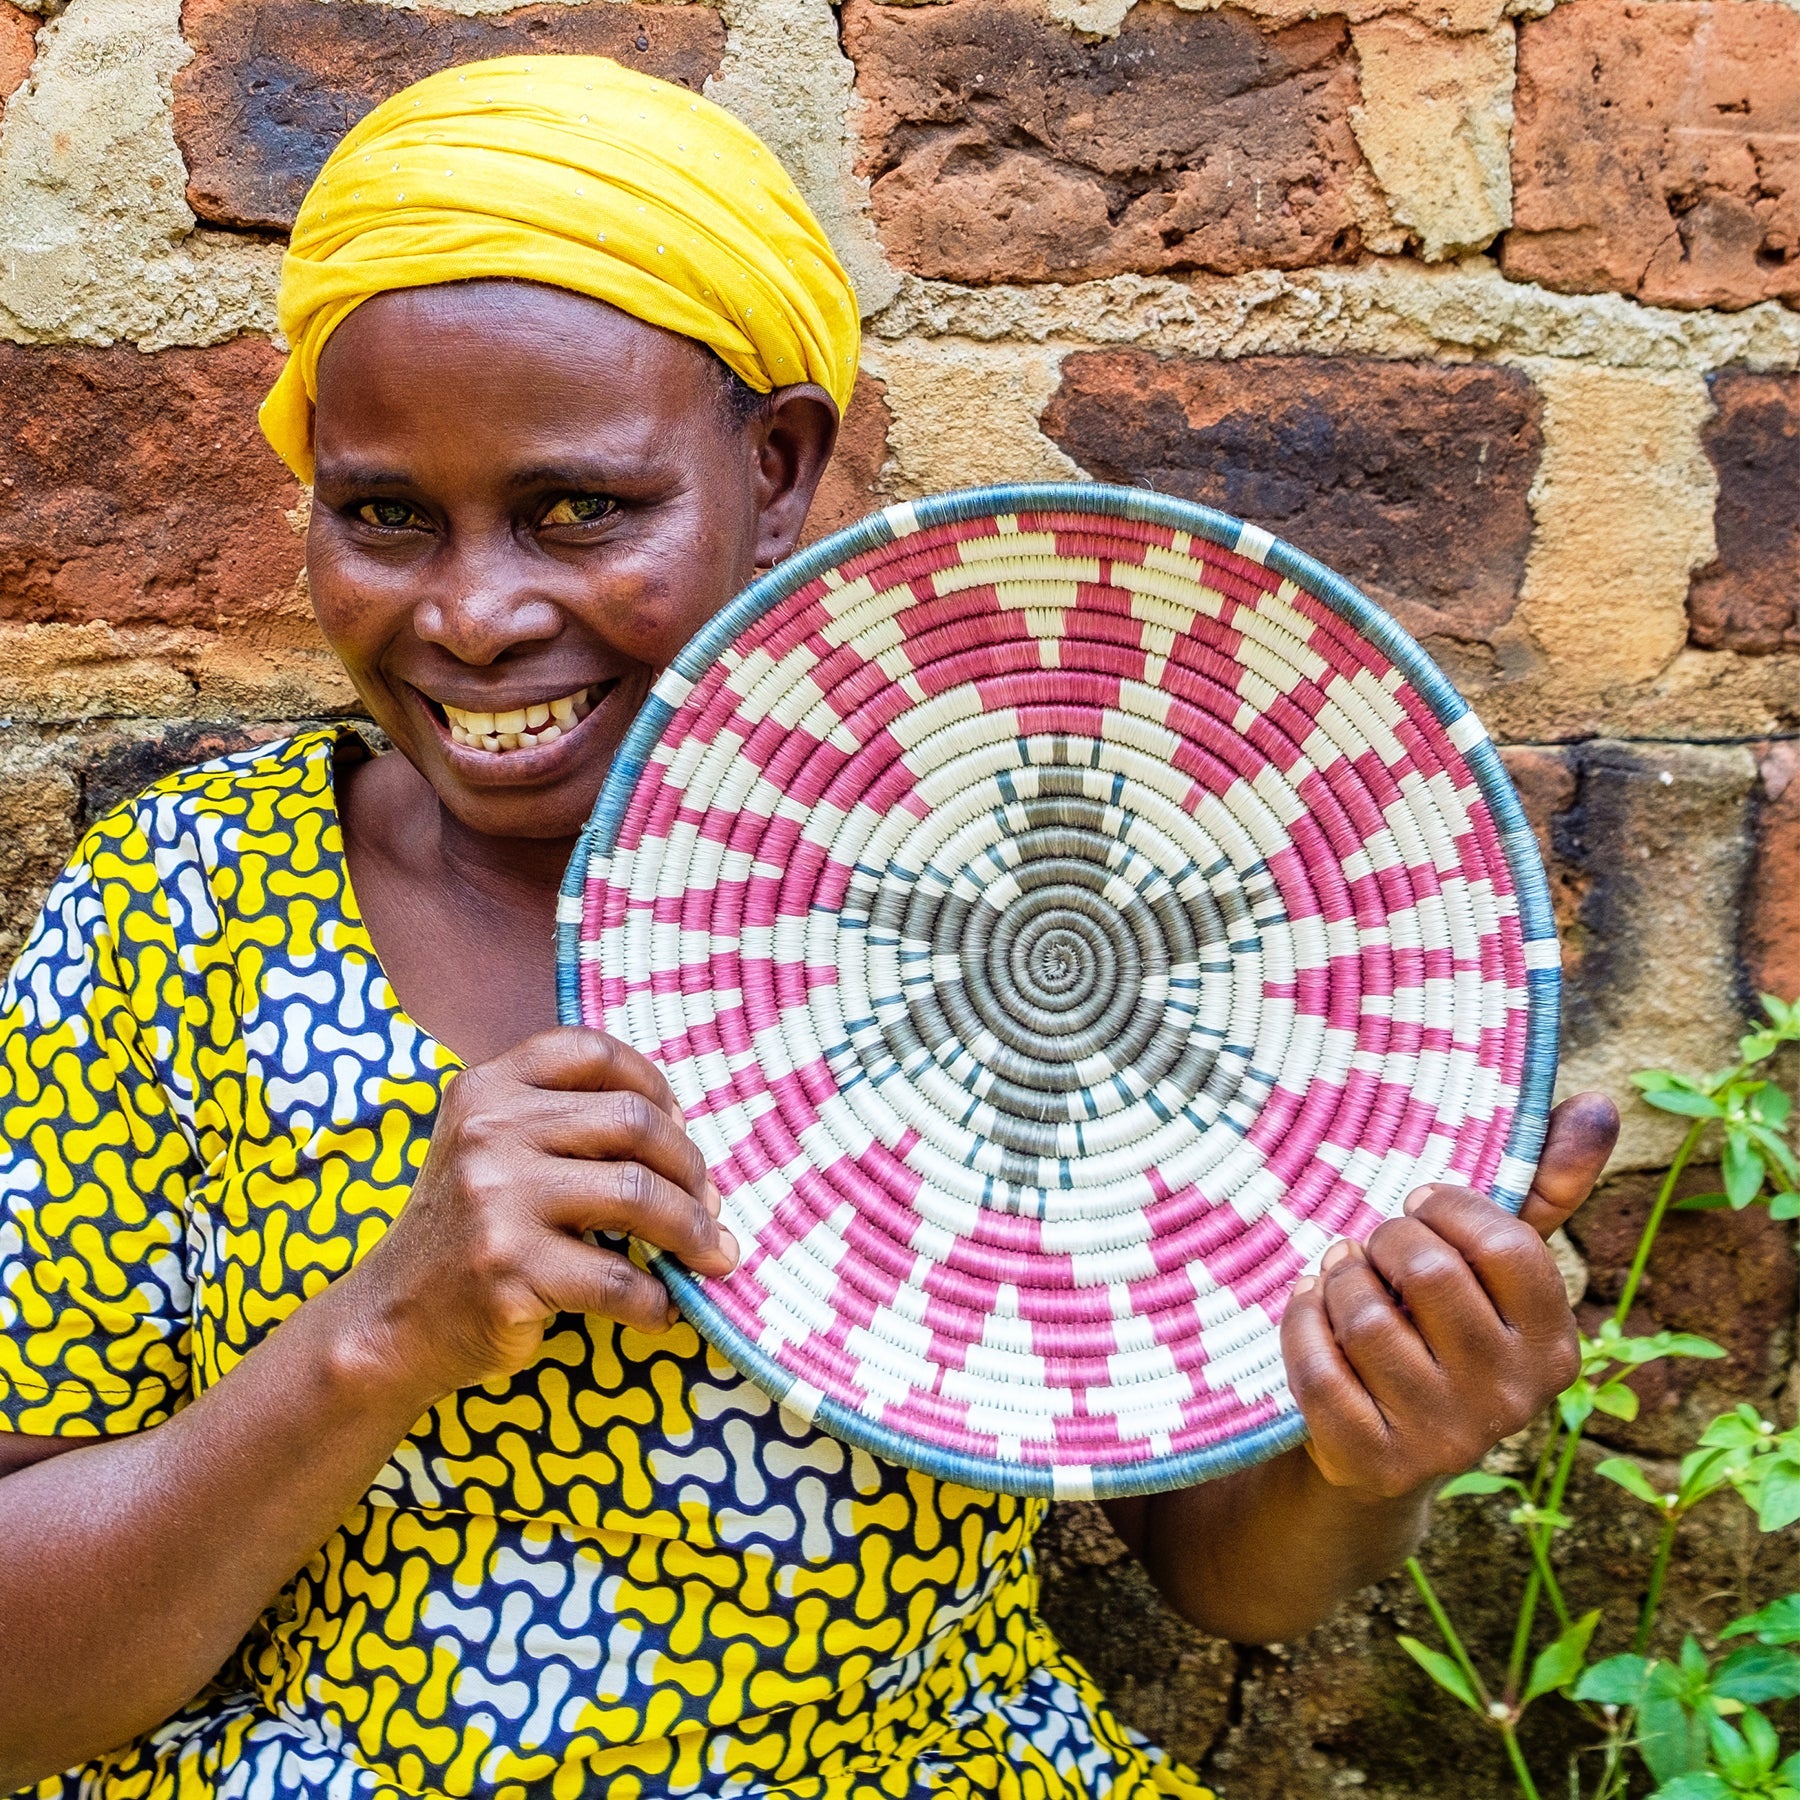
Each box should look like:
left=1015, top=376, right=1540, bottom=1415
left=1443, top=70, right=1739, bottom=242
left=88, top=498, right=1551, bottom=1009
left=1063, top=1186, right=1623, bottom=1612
left=437, top=682, right=610, bottom=753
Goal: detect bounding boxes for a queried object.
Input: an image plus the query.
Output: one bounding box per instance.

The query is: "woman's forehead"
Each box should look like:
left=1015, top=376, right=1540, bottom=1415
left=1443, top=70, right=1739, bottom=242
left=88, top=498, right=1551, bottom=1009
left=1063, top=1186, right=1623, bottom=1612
left=312, top=281, right=726, bottom=469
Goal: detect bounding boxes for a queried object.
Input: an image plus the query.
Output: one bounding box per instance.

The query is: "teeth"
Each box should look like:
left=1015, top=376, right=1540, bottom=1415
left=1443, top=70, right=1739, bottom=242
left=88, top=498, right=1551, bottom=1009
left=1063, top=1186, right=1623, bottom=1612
left=442, top=685, right=598, bottom=753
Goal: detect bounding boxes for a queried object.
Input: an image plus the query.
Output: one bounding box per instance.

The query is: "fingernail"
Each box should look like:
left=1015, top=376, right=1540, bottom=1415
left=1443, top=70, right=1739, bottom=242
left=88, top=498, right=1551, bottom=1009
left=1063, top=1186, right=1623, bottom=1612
left=703, top=1181, right=722, bottom=1219
left=1403, top=1185, right=1435, bottom=1217
left=665, top=1299, right=681, bottom=1327
left=1292, top=1275, right=1319, bottom=1299
left=1321, top=1238, right=1359, bottom=1272
left=717, top=1226, right=740, bottom=1269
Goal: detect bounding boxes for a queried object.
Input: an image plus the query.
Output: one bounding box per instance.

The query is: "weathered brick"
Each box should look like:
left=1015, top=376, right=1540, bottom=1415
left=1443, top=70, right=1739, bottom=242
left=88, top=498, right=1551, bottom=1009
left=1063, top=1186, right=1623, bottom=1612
left=1689, top=371, right=1800, bottom=654
left=843, top=0, right=1369, bottom=283
left=800, top=372, right=892, bottom=547
left=1504, top=0, right=1800, bottom=310
left=1039, top=351, right=1540, bottom=673
left=0, top=339, right=306, bottom=631
left=0, top=3, right=34, bottom=104
left=176, top=0, right=727, bottom=232
left=1743, top=742, right=1800, bottom=1006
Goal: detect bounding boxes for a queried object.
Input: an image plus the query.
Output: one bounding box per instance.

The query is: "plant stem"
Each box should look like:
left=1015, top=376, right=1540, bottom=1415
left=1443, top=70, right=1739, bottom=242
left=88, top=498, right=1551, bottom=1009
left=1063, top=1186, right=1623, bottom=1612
left=1632, top=1515, right=1678, bottom=1656
left=1407, top=1555, right=1491, bottom=1709
left=1508, top=1431, right=1585, bottom=1699
left=1527, top=1521, right=1573, bottom=1632
left=1613, top=1120, right=1706, bottom=1327
left=1501, top=1723, right=1545, bottom=1800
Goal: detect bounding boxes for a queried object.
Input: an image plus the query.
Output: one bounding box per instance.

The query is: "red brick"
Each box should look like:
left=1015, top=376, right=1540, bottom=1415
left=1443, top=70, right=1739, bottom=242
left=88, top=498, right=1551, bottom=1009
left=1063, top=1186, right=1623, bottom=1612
left=176, top=0, right=727, bottom=232
left=1504, top=0, right=1800, bottom=311
left=1039, top=352, right=1541, bottom=674
left=1743, top=742, right=1800, bottom=1006
left=0, top=3, right=35, bottom=105
left=0, top=340, right=305, bottom=631
left=1689, top=371, right=1800, bottom=654
left=843, top=0, right=1368, bottom=283
left=800, top=373, right=892, bottom=548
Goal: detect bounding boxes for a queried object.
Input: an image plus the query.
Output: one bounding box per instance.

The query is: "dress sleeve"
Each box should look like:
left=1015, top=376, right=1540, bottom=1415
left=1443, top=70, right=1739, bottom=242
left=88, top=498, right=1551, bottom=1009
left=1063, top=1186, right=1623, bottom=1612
left=0, top=804, right=206, bottom=1437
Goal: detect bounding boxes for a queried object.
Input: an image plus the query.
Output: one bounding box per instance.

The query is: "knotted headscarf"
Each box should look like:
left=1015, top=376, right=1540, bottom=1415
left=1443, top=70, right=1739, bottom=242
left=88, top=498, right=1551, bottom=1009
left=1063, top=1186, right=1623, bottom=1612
left=261, top=55, right=861, bottom=482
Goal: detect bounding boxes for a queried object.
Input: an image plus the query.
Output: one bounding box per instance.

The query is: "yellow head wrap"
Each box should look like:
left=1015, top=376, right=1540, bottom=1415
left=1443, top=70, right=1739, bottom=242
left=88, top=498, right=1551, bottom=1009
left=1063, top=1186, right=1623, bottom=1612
left=261, top=55, right=861, bottom=483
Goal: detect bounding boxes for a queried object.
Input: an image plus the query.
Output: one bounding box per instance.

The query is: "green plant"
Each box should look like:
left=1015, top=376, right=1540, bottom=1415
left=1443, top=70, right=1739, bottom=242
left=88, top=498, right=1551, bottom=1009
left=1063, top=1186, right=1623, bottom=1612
left=1396, top=995, right=1800, bottom=1800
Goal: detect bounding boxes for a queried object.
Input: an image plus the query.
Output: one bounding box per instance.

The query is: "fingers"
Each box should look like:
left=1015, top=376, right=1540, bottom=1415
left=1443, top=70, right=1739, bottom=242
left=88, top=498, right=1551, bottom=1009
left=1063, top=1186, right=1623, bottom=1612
left=536, top=1157, right=737, bottom=1277
left=526, top=1234, right=676, bottom=1337
left=1361, top=1216, right=1499, bottom=1372
left=512, top=1084, right=712, bottom=1206
left=504, top=1026, right=683, bottom=1124
left=1281, top=1269, right=1396, bottom=1484
left=1516, top=1091, right=1619, bottom=1238
left=1399, top=1187, right=1575, bottom=1348
left=1313, top=1240, right=1439, bottom=1414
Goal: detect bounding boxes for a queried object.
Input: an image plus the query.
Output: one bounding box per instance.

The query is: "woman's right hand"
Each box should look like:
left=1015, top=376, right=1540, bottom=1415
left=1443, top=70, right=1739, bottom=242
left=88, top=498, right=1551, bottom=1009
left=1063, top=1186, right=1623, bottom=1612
left=338, top=1026, right=738, bottom=1402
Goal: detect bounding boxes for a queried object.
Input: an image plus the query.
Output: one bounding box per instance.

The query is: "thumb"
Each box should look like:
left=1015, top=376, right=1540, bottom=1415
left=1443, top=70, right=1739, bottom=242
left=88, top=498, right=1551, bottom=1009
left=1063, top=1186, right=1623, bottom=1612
left=1517, top=1091, right=1619, bottom=1238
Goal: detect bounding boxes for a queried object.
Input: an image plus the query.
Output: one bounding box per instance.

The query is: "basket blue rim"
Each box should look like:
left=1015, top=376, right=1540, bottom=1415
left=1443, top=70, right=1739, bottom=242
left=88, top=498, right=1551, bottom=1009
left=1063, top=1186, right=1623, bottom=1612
left=556, top=480, right=1563, bottom=1501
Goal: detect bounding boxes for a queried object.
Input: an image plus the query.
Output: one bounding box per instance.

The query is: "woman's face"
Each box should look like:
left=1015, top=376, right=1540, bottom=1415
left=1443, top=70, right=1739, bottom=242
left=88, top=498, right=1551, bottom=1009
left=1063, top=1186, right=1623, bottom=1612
left=307, top=279, right=836, bottom=842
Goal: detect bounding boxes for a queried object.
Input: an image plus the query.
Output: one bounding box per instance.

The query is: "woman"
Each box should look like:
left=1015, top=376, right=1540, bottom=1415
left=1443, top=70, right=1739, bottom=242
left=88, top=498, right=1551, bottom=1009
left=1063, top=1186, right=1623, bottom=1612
left=0, top=55, right=1616, bottom=1800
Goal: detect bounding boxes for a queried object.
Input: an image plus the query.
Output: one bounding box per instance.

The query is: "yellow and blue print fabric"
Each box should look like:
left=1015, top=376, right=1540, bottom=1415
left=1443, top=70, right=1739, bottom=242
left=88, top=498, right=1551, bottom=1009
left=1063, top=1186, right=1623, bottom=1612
left=0, top=730, right=1213, bottom=1800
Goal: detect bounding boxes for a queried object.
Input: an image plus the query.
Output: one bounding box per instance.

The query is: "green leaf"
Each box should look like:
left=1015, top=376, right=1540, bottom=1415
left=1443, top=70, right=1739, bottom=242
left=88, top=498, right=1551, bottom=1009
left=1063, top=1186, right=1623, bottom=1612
left=1707, top=1712, right=1761, bottom=1787
left=1713, top=1647, right=1800, bottom=1704
left=1575, top=1653, right=1656, bottom=1705
left=1593, top=1379, right=1642, bottom=1421
left=1397, top=1636, right=1481, bottom=1711
left=1438, top=1470, right=1521, bottom=1501
left=1597, top=1457, right=1668, bottom=1507
left=1741, top=1032, right=1783, bottom=1066
left=1610, top=1330, right=1727, bottom=1367
left=1759, top=1461, right=1800, bottom=1533
left=1522, top=1610, right=1602, bottom=1706
left=1723, top=1596, right=1800, bottom=1646
left=1676, top=1191, right=1734, bottom=1212
left=1725, top=1131, right=1766, bottom=1208
left=1747, top=1122, right=1800, bottom=1187
left=1751, top=1084, right=1793, bottom=1129
left=1634, top=1070, right=1694, bottom=1092
left=1759, top=993, right=1798, bottom=1033
left=1741, top=1703, right=1782, bottom=1772
left=1560, top=1381, right=1597, bottom=1432
left=1771, top=1191, right=1800, bottom=1221
left=1641, top=1689, right=1711, bottom=1785
left=1701, top=1410, right=1773, bottom=1451
left=1647, top=1775, right=1731, bottom=1800
left=1643, top=1088, right=1727, bottom=1119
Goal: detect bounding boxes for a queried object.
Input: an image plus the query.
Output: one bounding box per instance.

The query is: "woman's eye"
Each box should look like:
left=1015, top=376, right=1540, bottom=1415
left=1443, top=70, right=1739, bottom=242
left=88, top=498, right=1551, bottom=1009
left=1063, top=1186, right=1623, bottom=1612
left=356, top=499, right=425, bottom=530
left=543, top=494, right=617, bottom=527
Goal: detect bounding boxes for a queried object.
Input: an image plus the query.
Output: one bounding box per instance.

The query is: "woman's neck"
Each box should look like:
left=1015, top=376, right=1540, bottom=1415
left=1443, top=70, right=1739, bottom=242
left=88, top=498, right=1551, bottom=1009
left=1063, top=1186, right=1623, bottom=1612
left=337, top=740, right=575, bottom=1064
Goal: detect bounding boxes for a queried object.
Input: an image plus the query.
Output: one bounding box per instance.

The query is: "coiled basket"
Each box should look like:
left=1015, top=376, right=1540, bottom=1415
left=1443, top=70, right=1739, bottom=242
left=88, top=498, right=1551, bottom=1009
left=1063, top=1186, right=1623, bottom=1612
left=557, top=484, right=1561, bottom=1499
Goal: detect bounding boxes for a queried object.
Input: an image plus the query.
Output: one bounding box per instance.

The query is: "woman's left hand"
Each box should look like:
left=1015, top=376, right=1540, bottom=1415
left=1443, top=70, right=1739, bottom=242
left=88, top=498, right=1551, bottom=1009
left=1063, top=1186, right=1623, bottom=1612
left=1282, top=1092, right=1620, bottom=1501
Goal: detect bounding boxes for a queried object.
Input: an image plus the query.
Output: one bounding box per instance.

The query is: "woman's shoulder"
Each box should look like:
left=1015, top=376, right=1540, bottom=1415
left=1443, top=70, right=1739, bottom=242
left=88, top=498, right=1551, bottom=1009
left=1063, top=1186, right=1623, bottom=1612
left=80, top=726, right=354, bottom=867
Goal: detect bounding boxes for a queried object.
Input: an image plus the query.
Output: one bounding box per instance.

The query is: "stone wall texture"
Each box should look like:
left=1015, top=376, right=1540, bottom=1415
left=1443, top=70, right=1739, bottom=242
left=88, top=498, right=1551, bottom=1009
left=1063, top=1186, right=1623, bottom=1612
left=0, top=0, right=1796, bottom=1792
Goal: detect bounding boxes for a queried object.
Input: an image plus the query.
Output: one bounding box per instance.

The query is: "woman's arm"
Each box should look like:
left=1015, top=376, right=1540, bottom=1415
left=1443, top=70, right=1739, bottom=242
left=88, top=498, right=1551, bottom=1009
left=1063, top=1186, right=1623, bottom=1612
left=0, top=1282, right=443, bottom=1789
left=0, top=1027, right=733, bottom=1790
left=1108, top=1093, right=1619, bottom=1645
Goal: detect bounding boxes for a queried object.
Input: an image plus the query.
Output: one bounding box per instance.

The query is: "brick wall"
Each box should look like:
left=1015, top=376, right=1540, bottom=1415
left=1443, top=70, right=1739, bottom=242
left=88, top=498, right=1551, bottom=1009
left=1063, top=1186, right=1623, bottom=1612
left=0, top=0, right=1796, bottom=1791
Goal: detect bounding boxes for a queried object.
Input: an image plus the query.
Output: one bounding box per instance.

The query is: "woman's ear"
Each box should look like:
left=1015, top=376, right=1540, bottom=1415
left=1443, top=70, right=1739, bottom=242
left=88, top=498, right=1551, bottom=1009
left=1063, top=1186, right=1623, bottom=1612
left=749, top=385, right=842, bottom=570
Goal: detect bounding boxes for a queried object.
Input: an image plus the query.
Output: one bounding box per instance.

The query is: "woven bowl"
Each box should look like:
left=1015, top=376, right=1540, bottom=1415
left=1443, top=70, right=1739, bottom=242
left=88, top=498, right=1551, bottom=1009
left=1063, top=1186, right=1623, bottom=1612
left=557, top=484, right=1560, bottom=1499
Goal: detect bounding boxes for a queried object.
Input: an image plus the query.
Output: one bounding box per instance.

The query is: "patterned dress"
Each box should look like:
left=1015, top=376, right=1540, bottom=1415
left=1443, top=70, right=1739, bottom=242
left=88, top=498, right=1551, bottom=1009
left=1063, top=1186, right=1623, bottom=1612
left=0, top=729, right=1214, bottom=1800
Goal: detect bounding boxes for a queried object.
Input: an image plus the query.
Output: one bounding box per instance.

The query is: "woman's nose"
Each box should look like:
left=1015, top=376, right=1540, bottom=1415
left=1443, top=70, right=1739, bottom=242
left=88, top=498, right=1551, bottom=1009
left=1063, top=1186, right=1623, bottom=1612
left=410, top=540, right=564, bottom=665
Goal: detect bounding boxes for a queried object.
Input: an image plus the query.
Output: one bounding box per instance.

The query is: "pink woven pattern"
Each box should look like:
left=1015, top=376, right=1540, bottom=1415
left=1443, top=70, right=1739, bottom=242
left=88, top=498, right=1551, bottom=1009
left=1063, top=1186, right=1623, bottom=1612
left=572, top=505, right=1543, bottom=1492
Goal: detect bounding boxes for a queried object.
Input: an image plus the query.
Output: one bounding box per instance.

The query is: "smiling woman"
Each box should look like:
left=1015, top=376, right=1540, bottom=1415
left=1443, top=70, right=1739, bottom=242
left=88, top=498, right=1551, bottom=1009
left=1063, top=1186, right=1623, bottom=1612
left=305, top=279, right=839, bottom=1060
left=0, top=47, right=1616, bottom=1800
